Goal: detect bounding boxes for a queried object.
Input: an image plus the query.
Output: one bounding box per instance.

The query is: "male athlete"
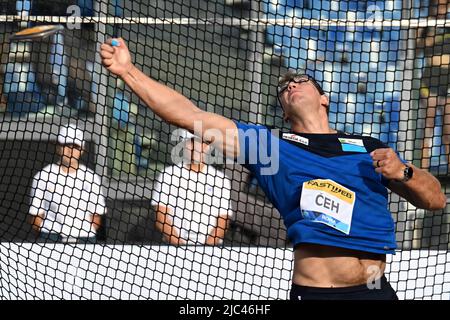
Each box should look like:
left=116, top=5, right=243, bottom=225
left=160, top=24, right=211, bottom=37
left=101, top=38, right=447, bottom=300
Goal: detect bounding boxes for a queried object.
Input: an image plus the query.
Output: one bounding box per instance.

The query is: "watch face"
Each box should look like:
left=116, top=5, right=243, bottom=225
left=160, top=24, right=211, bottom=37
left=405, top=166, right=413, bottom=179
left=407, top=166, right=413, bottom=178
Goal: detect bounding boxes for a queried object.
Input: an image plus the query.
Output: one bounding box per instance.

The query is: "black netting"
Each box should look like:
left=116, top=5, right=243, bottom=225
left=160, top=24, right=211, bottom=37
left=0, top=0, right=449, bottom=300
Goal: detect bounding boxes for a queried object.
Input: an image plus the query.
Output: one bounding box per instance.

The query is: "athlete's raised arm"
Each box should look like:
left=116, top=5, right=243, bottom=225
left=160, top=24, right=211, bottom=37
left=100, top=38, right=239, bottom=158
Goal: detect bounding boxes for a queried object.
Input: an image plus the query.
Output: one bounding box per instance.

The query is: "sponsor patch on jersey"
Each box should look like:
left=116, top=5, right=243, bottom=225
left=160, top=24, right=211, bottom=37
left=282, top=133, right=309, bottom=146
left=300, top=179, right=355, bottom=234
left=338, top=138, right=367, bottom=153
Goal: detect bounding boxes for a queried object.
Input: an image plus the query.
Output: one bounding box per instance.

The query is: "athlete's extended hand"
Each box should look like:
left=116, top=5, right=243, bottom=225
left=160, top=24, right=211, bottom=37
left=100, top=38, right=133, bottom=77
left=370, top=148, right=405, bottom=181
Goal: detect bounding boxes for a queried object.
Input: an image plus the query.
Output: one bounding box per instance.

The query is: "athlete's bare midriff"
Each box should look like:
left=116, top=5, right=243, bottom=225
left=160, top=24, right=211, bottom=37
left=293, top=243, right=386, bottom=288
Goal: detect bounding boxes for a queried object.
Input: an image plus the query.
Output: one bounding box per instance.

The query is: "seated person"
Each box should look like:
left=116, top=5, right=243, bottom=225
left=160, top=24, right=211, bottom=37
left=29, top=124, right=106, bottom=243
left=152, top=129, right=233, bottom=245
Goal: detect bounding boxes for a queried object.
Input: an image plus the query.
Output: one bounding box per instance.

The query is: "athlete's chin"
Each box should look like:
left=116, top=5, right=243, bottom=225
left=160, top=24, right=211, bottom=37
left=290, top=97, right=314, bottom=110
left=289, top=92, right=304, bottom=101
left=290, top=94, right=311, bottom=103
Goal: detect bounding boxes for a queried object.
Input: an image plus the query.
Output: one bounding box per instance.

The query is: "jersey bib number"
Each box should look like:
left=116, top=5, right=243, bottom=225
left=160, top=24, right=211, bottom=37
left=300, top=179, right=355, bottom=235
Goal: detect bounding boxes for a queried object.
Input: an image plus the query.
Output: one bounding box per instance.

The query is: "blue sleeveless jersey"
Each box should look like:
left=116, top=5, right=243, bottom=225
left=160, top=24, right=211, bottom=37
left=235, top=121, right=397, bottom=254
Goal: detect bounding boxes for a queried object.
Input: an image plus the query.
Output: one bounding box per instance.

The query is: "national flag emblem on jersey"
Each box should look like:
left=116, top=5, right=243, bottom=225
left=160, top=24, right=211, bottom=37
left=338, top=138, right=367, bottom=153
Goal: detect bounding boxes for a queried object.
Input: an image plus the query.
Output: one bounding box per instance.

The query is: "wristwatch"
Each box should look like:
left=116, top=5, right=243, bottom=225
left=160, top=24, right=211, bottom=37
left=401, top=164, right=413, bottom=182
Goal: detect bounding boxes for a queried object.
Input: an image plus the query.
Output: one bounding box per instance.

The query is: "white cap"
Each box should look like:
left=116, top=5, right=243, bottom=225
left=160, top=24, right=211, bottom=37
left=57, top=124, right=85, bottom=148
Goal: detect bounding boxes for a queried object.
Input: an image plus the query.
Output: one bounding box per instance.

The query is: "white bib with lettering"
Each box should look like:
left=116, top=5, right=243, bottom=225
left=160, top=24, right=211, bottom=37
left=300, top=179, right=355, bottom=234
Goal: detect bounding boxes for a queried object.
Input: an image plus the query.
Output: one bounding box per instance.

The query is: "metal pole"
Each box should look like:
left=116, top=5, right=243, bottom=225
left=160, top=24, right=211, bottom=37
left=248, top=1, right=264, bottom=124
left=93, top=0, right=111, bottom=183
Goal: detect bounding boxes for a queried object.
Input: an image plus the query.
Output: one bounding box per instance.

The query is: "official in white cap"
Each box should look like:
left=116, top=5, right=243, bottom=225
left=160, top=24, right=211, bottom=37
left=28, top=124, right=107, bottom=243
left=151, top=128, right=233, bottom=246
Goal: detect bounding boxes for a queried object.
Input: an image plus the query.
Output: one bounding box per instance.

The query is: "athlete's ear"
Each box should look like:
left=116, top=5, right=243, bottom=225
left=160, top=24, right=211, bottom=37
left=320, top=94, right=330, bottom=115
left=320, top=94, right=329, bottom=108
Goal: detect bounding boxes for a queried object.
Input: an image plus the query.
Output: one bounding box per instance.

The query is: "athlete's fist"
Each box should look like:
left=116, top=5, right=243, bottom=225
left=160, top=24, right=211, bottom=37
left=370, top=148, right=405, bottom=181
left=100, top=38, right=133, bottom=77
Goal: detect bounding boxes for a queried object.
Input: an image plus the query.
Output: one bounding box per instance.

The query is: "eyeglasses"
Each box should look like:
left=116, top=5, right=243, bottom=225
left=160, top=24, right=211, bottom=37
left=277, top=74, right=324, bottom=96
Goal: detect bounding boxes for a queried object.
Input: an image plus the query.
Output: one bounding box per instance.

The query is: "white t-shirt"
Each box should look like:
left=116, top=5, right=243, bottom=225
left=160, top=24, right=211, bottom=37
left=29, top=164, right=106, bottom=238
left=151, top=164, right=232, bottom=244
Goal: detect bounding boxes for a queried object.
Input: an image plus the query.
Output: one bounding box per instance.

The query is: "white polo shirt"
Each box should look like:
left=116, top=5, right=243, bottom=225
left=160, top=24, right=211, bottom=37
left=29, top=164, right=106, bottom=238
left=151, top=164, right=232, bottom=244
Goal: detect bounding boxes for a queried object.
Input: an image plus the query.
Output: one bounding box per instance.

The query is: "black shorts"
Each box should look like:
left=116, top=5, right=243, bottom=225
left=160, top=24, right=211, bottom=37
left=290, top=276, right=398, bottom=300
